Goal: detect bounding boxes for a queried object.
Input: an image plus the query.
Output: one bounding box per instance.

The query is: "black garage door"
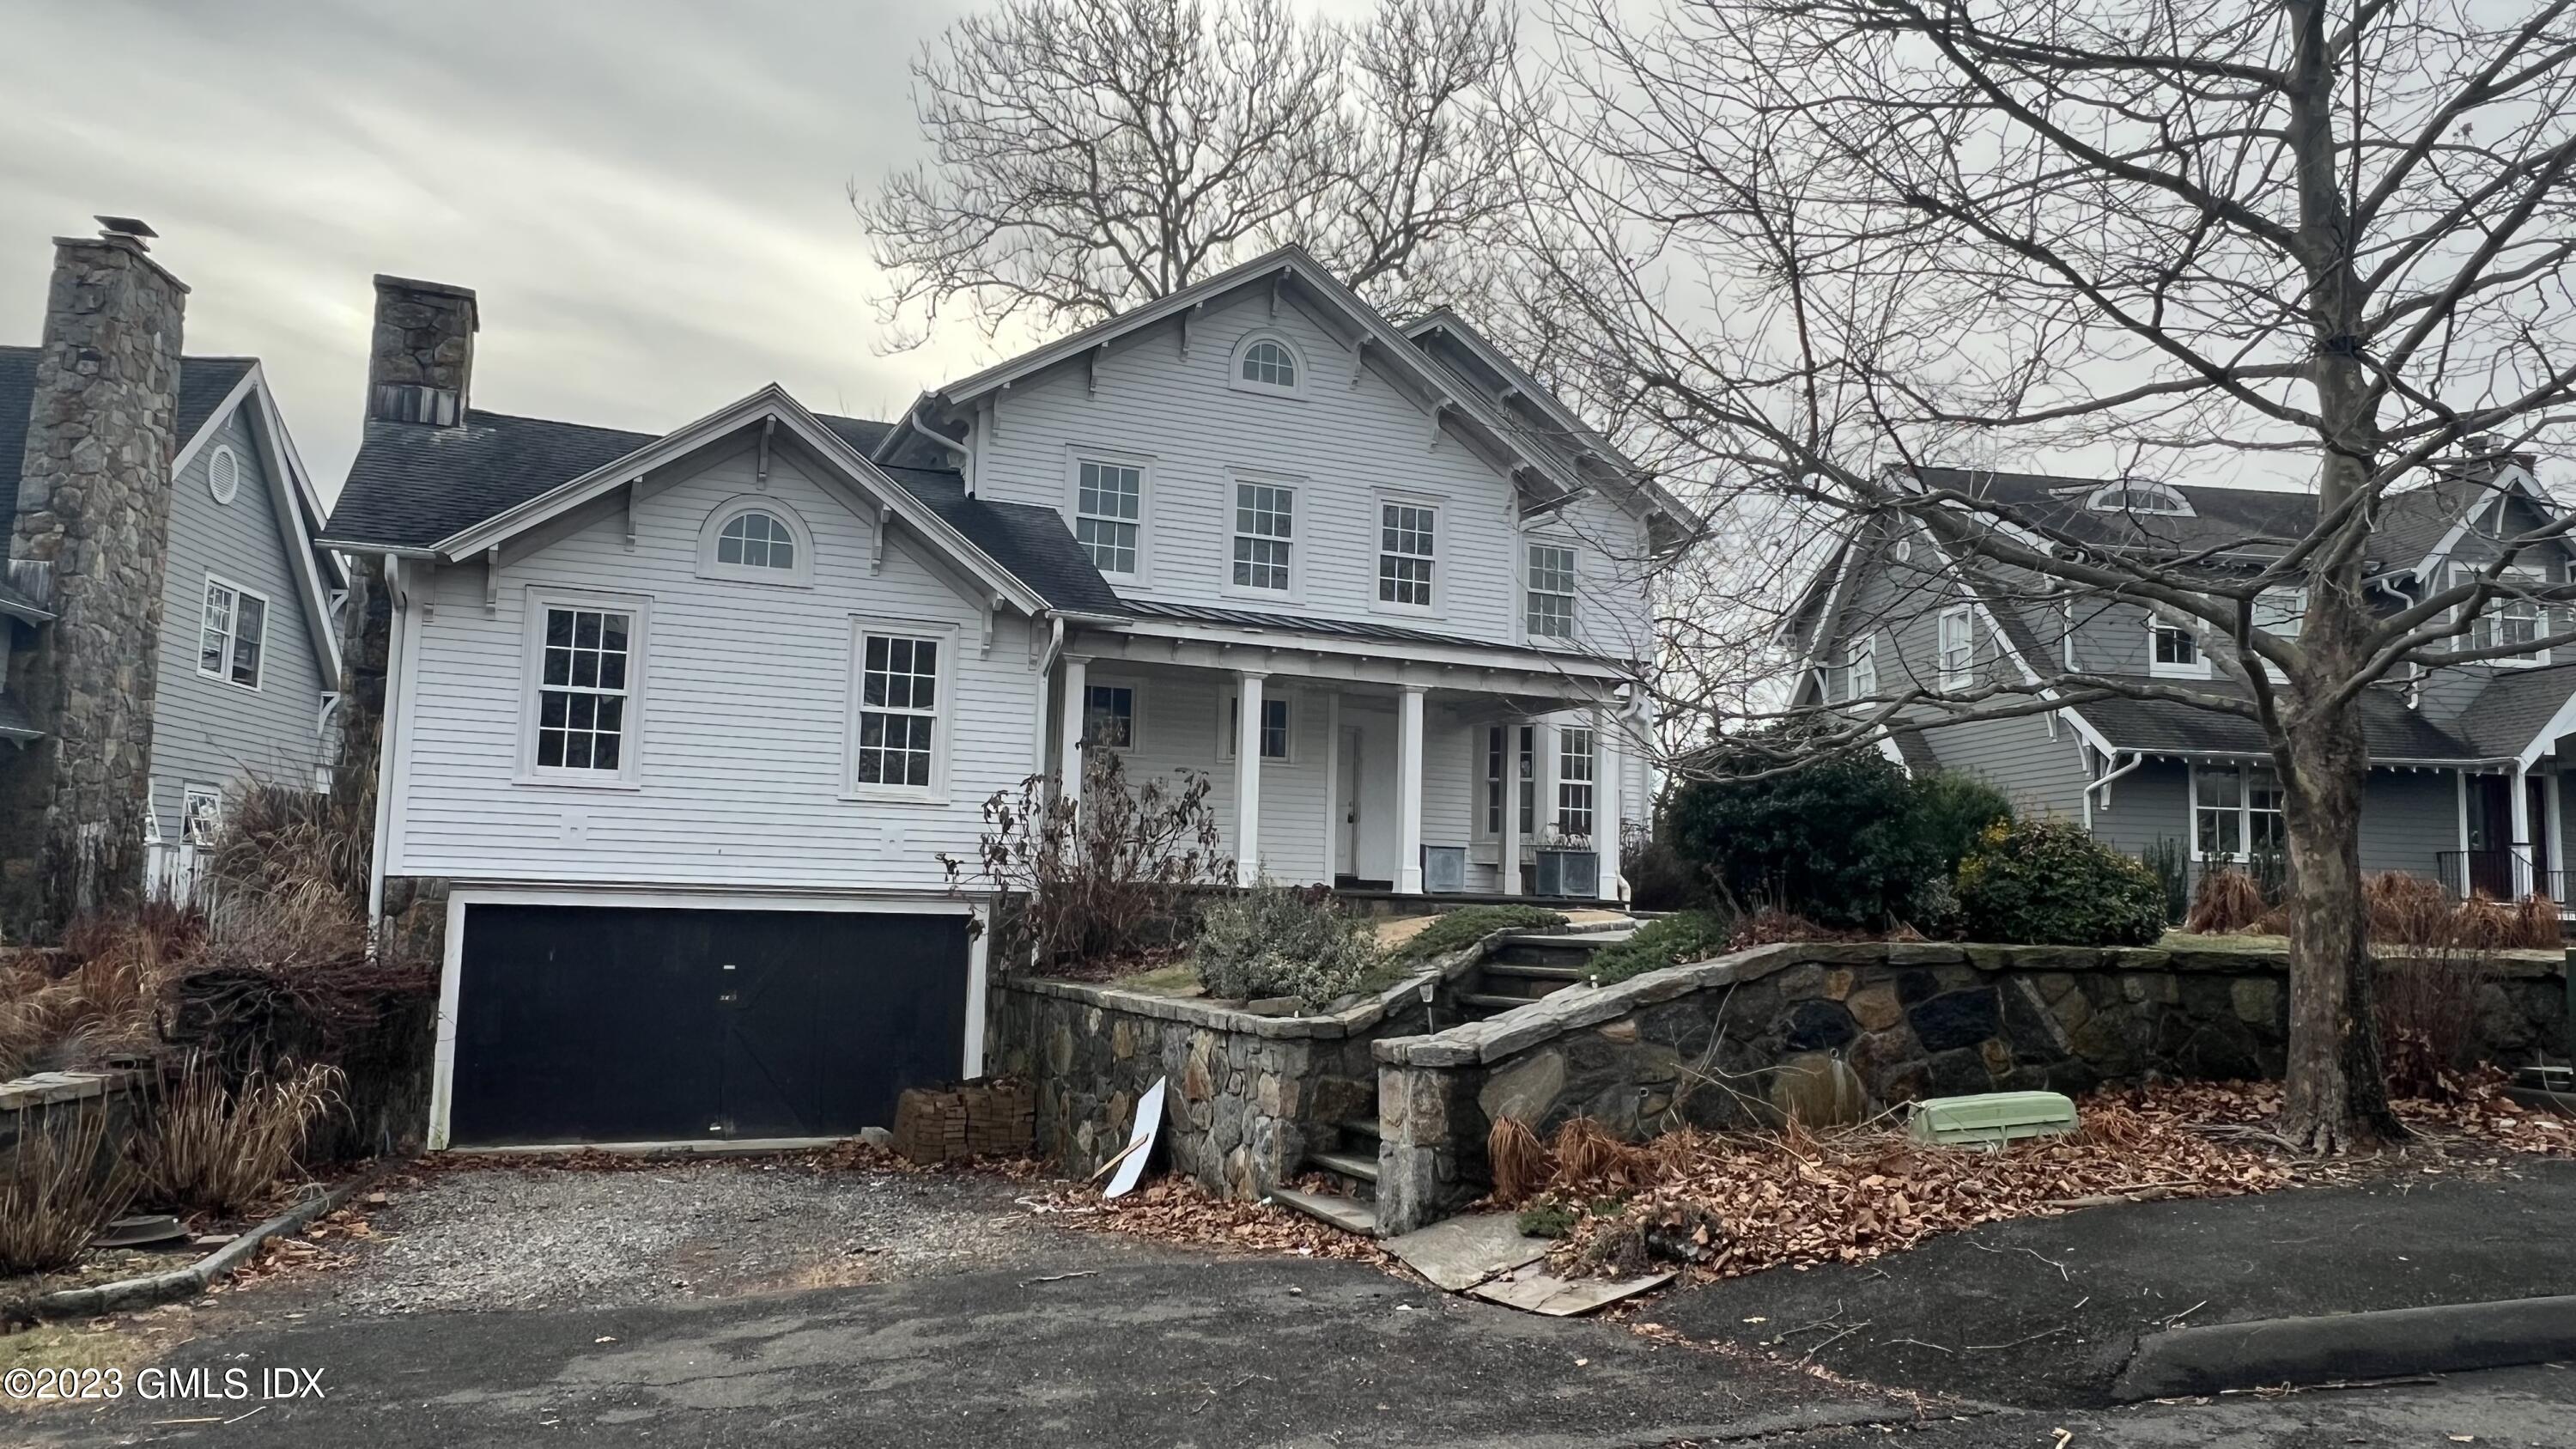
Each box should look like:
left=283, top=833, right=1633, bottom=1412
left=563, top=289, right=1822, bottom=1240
left=450, top=904, right=969, bottom=1147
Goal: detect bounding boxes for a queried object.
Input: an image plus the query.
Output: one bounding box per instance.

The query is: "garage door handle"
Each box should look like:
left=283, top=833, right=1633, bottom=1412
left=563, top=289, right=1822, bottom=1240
left=718, top=989, right=740, bottom=1005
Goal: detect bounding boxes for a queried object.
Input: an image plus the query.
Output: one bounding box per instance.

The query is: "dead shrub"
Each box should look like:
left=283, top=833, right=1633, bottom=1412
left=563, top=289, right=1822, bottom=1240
left=1550, top=1117, right=1648, bottom=1190
left=2509, top=893, right=2561, bottom=949
left=204, top=774, right=375, bottom=910
left=0, top=1099, right=137, bottom=1276
left=2376, top=953, right=2496, bottom=1099
left=1487, top=1117, right=1552, bottom=1205
left=2184, top=868, right=2265, bottom=934
left=2365, top=872, right=2454, bottom=945
left=0, top=906, right=197, bottom=1077
left=134, top=1056, right=344, bottom=1216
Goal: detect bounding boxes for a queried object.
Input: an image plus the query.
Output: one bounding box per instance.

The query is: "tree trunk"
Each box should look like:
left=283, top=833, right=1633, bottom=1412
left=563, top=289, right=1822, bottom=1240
left=2275, top=702, right=2405, bottom=1150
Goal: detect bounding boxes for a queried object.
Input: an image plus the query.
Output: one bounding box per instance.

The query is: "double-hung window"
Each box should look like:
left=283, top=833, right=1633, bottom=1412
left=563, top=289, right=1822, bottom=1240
left=1221, top=697, right=1291, bottom=761
left=1526, top=544, right=1577, bottom=639
left=1074, top=460, right=1143, bottom=577
left=1935, top=606, right=1974, bottom=691
left=1083, top=683, right=1135, bottom=749
left=531, top=601, right=637, bottom=777
left=853, top=628, right=945, bottom=795
left=2456, top=563, right=2550, bottom=664
left=2149, top=618, right=2208, bottom=678
left=1481, top=725, right=1508, bottom=837
left=2253, top=586, right=2306, bottom=637
left=2192, top=763, right=2285, bottom=859
left=1378, top=502, right=1437, bottom=609
left=1556, top=727, right=1595, bottom=839
left=1847, top=635, right=1879, bottom=700
left=198, top=576, right=267, bottom=689
left=1231, top=482, right=1294, bottom=593
left=180, top=785, right=223, bottom=846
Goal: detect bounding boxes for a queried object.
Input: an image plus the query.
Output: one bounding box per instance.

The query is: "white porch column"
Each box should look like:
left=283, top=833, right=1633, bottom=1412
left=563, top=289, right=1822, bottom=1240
left=2512, top=760, right=2535, bottom=897
left=1594, top=703, right=1624, bottom=903
left=1498, top=719, right=1522, bottom=897
left=1058, top=654, right=1089, bottom=818
left=1397, top=685, right=1426, bottom=894
left=1234, top=671, right=1267, bottom=886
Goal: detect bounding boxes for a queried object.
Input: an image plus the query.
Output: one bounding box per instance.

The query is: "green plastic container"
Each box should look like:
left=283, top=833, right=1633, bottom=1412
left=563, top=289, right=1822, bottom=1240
left=1908, top=1090, right=2078, bottom=1148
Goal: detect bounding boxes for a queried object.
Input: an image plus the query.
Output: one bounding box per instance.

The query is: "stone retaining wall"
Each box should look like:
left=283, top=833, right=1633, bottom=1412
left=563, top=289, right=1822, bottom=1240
left=987, top=939, right=1508, bottom=1198
left=1370, top=941, right=2570, bottom=1233
left=0, top=1069, right=146, bottom=1184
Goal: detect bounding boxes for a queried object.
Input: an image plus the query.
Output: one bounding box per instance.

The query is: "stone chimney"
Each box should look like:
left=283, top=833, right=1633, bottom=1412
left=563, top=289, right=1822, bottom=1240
left=368, top=276, right=477, bottom=427
left=0, top=219, right=188, bottom=935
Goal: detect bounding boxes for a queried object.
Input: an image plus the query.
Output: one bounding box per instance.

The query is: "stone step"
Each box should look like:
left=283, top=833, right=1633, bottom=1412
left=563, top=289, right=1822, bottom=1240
left=1481, top=961, right=1589, bottom=982
left=1337, top=1117, right=1382, bottom=1141
left=1306, top=1148, right=1379, bottom=1184
left=1272, top=1185, right=1375, bottom=1235
left=1465, top=992, right=1539, bottom=1013
left=1490, top=931, right=1633, bottom=968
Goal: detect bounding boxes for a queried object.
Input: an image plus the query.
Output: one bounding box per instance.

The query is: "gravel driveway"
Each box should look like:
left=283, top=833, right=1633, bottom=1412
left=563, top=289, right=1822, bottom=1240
left=331, top=1159, right=1091, bottom=1314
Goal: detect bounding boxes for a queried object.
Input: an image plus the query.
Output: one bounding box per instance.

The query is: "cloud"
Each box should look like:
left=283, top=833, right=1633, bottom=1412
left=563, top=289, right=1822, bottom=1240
left=0, top=0, right=1009, bottom=496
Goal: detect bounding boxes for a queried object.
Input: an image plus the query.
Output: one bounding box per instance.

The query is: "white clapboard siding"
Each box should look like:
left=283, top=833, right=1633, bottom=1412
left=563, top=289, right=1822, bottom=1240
left=390, top=446, right=1042, bottom=892
left=971, top=289, right=1655, bottom=656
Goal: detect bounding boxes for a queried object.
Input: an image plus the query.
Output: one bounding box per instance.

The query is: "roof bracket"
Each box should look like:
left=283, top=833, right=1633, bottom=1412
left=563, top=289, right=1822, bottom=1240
left=1268, top=273, right=1282, bottom=317
left=1427, top=401, right=1451, bottom=450
left=483, top=545, right=501, bottom=617
left=1085, top=346, right=1102, bottom=397
left=1351, top=338, right=1369, bottom=387
left=1178, top=301, right=1204, bottom=360
left=870, top=503, right=890, bottom=575
left=623, top=478, right=640, bottom=551
left=756, top=417, right=775, bottom=490
left=980, top=594, right=1000, bottom=657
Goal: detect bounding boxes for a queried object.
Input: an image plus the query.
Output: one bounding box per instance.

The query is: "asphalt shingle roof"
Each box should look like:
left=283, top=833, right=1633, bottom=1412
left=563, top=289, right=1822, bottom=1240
left=2, top=345, right=255, bottom=527
left=2071, top=686, right=2487, bottom=761
left=325, top=407, right=1130, bottom=615
left=2449, top=662, right=2576, bottom=757
left=1912, top=466, right=2337, bottom=563
left=1117, top=598, right=1621, bottom=662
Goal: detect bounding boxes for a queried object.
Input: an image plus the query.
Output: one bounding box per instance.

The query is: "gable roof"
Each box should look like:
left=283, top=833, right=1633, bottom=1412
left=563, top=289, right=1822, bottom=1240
left=1907, top=466, right=2341, bottom=563
left=0, top=346, right=256, bottom=528
left=324, top=393, right=1127, bottom=618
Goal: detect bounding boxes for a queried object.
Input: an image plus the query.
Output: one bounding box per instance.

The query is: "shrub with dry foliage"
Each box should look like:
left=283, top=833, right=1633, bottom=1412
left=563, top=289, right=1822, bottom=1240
left=2184, top=867, right=2266, bottom=934
left=0, top=1098, right=137, bottom=1275
left=135, top=1055, right=343, bottom=1216
left=0, top=906, right=196, bottom=1077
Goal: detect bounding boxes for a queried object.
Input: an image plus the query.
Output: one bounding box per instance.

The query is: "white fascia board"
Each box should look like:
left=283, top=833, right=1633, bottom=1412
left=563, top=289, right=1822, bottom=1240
left=1909, top=526, right=2117, bottom=759
left=239, top=368, right=346, bottom=683
left=428, top=386, right=1048, bottom=618
left=1079, top=615, right=1637, bottom=684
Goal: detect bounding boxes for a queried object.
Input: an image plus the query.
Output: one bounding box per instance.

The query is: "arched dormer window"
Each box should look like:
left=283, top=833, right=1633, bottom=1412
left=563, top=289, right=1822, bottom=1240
left=2083, top=480, right=2193, bottom=516
left=1230, top=333, right=1305, bottom=397
left=696, top=498, right=814, bottom=585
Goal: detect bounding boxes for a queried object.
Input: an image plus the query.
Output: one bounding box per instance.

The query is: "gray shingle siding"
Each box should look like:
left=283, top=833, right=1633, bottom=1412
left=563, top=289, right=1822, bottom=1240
left=2357, top=769, right=2459, bottom=877
left=1920, top=710, right=2092, bottom=819
left=149, top=402, right=329, bottom=840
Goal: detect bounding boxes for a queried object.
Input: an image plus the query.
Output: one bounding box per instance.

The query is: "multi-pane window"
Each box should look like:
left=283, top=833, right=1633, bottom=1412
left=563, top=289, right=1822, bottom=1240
left=1231, top=483, right=1294, bottom=592
left=716, top=510, right=796, bottom=571
left=1848, top=636, right=1878, bottom=699
left=1936, top=606, right=1974, bottom=691
left=1239, top=338, right=1297, bottom=389
left=2193, top=763, right=2285, bottom=858
left=1378, top=503, right=1437, bottom=607
left=1483, top=725, right=1507, bottom=837
left=2150, top=620, right=2203, bottom=675
left=1526, top=544, right=1577, bottom=638
left=1084, top=683, right=1135, bottom=748
left=1075, top=460, right=1143, bottom=575
left=856, top=634, right=941, bottom=789
left=1556, top=727, right=1595, bottom=839
left=198, top=578, right=267, bottom=688
left=536, top=606, right=633, bottom=772
left=181, top=786, right=222, bottom=846
left=2253, top=587, right=2306, bottom=637
left=2457, top=564, right=2550, bottom=662
left=1518, top=725, right=1537, bottom=836
left=1223, top=697, right=1291, bottom=760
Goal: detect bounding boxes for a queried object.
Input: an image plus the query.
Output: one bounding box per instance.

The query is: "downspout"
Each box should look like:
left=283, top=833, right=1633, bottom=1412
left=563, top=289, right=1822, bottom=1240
left=2084, top=749, right=2143, bottom=829
left=2368, top=574, right=2425, bottom=706
left=910, top=399, right=975, bottom=496
left=364, top=555, right=409, bottom=947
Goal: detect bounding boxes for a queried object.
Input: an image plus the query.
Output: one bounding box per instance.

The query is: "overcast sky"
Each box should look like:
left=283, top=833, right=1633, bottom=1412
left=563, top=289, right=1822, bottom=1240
left=0, top=0, right=1234, bottom=498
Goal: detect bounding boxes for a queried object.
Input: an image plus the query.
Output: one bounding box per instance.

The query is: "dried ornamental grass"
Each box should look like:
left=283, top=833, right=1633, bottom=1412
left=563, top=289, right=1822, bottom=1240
left=1487, top=1117, right=1552, bottom=1205
left=0, top=1099, right=138, bottom=1276
left=2184, top=868, right=2265, bottom=935
left=135, top=1056, right=344, bottom=1215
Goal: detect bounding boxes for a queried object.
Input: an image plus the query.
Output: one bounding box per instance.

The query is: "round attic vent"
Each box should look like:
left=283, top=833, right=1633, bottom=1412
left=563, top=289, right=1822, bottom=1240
left=207, top=445, right=240, bottom=504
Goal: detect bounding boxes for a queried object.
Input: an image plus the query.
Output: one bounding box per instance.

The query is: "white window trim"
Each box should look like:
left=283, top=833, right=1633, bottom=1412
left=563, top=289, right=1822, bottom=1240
left=1082, top=674, right=1145, bottom=752
left=2146, top=615, right=2212, bottom=679
left=197, top=572, right=270, bottom=692
left=2187, top=761, right=2287, bottom=862
left=2083, top=480, right=2193, bottom=516
left=1065, top=447, right=1153, bottom=586
left=1218, top=689, right=1296, bottom=764
left=1554, top=724, right=1597, bottom=842
left=1935, top=604, right=1975, bottom=691
left=2451, top=562, right=2553, bottom=667
left=2254, top=584, right=2306, bottom=637
left=844, top=617, right=958, bottom=804
left=180, top=782, right=223, bottom=846
left=1521, top=536, right=1580, bottom=645
left=1227, top=330, right=1310, bottom=399
left=515, top=587, right=649, bottom=789
left=205, top=443, right=241, bottom=505
left=1223, top=472, right=1303, bottom=602
left=1847, top=632, right=1880, bottom=699
left=1373, top=492, right=1443, bottom=618
left=695, top=495, right=815, bottom=587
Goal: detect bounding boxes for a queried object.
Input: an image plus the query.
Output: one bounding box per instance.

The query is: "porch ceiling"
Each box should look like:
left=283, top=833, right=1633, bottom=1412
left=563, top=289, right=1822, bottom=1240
left=1067, top=616, right=1630, bottom=707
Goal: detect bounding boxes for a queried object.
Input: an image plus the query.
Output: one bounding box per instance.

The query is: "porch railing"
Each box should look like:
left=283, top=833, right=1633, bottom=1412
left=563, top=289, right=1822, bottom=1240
left=2433, top=849, right=2535, bottom=901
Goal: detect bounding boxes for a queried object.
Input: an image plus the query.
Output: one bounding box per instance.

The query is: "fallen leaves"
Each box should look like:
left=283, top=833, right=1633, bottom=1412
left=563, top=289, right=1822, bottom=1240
left=1020, top=1177, right=1392, bottom=1265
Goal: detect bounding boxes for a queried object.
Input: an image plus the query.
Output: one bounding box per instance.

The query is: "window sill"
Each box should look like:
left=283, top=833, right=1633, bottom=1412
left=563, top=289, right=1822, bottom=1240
left=1370, top=600, right=1443, bottom=622
left=512, top=773, right=644, bottom=792
left=2148, top=664, right=2213, bottom=680
left=195, top=668, right=264, bottom=693
left=2488, top=653, right=2553, bottom=669
left=840, top=786, right=951, bottom=806
left=1220, top=583, right=1300, bottom=606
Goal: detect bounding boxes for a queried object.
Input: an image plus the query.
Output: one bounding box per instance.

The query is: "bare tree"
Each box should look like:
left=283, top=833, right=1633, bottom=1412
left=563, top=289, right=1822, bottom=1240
left=1534, top=0, right=2576, bottom=1148
left=855, top=0, right=1518, bottom=345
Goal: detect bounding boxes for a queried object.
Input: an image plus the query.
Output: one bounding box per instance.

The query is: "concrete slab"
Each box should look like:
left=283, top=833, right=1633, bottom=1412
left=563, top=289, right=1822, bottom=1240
left=1469, top=1262, right=1675, bottom=1316
left=1385, top=1211, right=1553, bottom=1291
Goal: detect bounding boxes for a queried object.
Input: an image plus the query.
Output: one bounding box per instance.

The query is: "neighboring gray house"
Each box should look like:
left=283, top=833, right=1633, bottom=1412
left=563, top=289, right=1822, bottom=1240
left=0, top=221, right=344, bottom=930
left=321, top=246, right=1693, bottom=1149
left=1783, top=460, right=2576, bottom=901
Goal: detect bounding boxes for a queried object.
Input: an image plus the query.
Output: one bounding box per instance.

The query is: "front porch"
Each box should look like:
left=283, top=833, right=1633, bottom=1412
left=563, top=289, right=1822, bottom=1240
left=1051, top=622, right=1650, bottom=904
